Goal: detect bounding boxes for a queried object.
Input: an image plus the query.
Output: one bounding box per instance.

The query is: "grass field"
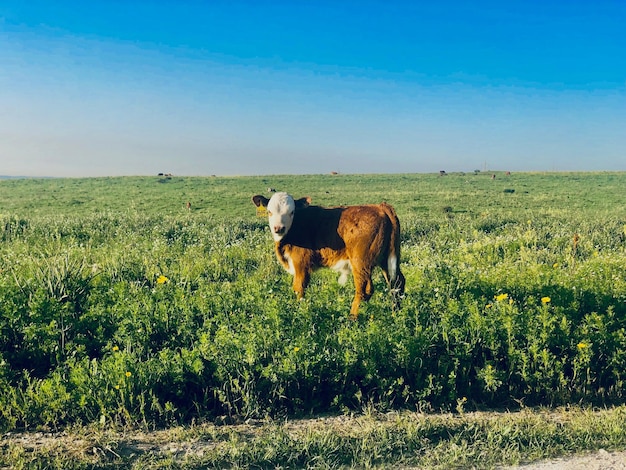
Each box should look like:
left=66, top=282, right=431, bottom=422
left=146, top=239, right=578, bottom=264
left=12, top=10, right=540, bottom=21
left=1, top=171, right=626, bottom=468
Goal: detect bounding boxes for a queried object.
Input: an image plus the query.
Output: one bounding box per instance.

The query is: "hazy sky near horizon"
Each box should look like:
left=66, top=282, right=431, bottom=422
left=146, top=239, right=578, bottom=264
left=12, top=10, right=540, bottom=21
left=1, top=1, right=625, bottom=177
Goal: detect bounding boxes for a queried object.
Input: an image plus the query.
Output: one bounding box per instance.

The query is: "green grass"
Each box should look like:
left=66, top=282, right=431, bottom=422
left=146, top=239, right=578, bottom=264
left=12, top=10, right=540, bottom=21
left=3, top=407, right=626, bottom=469
left=1, top=171, right=626, bottom=467
left=3, top=171, right=626, bottom=218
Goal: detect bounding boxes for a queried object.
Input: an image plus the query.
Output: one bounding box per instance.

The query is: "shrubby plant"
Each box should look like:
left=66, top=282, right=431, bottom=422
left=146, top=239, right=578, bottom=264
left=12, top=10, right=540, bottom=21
left=1, top=173, right=626, bottom=431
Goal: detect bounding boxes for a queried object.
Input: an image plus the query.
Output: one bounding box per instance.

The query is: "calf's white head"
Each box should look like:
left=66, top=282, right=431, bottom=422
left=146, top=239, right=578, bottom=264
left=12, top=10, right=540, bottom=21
left=252, top=192, right=311, bottom=242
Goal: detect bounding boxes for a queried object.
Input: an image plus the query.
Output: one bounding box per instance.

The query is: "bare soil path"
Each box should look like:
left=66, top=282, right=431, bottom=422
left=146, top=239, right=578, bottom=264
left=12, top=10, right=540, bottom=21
left=504, top=450, right=626, bottom=470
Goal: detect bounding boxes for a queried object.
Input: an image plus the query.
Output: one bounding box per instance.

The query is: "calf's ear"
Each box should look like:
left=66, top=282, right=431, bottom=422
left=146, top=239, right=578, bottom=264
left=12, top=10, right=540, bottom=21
left=252, top=195, right=270, bottom=208
left=295, top=196, right=311, bottom=209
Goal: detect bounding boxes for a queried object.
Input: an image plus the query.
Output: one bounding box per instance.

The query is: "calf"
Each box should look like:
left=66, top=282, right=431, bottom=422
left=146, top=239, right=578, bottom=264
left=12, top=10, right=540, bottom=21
left=252, top=192, right=405, bottom=318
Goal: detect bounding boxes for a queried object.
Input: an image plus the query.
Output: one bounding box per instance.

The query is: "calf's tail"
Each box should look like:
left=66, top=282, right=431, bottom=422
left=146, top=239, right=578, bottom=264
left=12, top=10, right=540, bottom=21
left=380, top=203, right=406, bottom=307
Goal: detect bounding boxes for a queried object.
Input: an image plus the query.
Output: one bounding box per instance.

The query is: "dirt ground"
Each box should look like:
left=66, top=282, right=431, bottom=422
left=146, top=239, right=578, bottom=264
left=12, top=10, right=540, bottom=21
left=504, top=450, right=626, bottom=470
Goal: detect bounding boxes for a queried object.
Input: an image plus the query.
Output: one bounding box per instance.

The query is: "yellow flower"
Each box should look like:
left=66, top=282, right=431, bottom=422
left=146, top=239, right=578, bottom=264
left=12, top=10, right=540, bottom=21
left=293, top=347, right=300, bottom=353
left=553, top=263, right=559, bottom=268
left=125, top=371, right=132, bottom=378
left=577, top=342, right=588, bottom=350
left=156, top=275, right=169, bottom=284
left=541, top=296, right=551, bottom=304
left=115, top=385, right=120, bottom=390
left=495, top=293, right=509, bottom=302
left=112, top=345, right=119, bottom=352
left=486, top=303, right=493, bottom=309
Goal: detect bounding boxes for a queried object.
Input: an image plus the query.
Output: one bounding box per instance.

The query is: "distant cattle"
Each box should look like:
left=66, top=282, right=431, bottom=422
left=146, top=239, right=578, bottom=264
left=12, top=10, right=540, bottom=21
left=252, top=192, right=405, bottom=319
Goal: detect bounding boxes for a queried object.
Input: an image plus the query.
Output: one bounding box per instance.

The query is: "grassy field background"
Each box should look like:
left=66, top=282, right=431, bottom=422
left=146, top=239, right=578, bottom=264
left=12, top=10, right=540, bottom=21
left=1, top=171, right=626, bottom=468
left=2, top=171, right=626, bottom=218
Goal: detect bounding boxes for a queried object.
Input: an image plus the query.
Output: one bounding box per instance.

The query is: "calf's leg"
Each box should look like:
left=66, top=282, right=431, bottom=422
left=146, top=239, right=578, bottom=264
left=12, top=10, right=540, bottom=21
left=292, top=267, right=310, bottom=299
left=381, top=264, right=406, bottom=311
left=391, top=271, right=406, bottom=310
left=349, top=266, right=374, bottom=320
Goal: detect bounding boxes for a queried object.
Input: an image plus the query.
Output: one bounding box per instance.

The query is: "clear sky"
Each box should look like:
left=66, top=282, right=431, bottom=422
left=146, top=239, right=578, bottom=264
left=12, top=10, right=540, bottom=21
left=1, top=1, right=625, bottom=177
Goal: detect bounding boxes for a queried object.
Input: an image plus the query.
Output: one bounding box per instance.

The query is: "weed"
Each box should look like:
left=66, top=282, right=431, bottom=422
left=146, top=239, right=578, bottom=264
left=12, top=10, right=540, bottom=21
left=1, top=173, right=626, bottom=433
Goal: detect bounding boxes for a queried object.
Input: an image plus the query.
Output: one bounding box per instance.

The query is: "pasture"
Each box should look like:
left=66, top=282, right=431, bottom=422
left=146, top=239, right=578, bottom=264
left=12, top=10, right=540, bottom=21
left=1, top=171, right=626, bottom=468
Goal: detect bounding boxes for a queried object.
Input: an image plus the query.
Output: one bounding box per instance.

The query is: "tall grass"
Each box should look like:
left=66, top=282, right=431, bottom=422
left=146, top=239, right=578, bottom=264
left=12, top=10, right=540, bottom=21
left=3, top=407, right=626, bottom=468
left=1, top=172, right=626, bottom=432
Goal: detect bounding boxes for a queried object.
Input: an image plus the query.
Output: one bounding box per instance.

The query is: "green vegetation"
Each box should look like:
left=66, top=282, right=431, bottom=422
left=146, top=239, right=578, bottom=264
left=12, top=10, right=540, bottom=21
left=1, top=171, right=626, bottom=467
left=3, top=407, right=626, bottom=469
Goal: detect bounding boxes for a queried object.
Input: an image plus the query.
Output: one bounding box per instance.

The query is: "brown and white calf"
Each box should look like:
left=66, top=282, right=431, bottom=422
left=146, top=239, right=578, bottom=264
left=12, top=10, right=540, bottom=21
left=252, top=192, right=405, bottom=318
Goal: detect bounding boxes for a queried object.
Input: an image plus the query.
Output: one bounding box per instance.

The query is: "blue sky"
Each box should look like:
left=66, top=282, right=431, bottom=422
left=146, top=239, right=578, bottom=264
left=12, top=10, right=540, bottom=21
left=1, top=1, right=625, bottom=177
